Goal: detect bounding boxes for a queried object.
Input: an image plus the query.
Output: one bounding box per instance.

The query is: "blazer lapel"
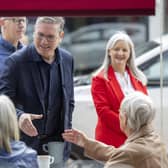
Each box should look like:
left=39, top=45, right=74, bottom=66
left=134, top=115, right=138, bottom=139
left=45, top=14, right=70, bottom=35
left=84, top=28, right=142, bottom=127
left=30, top=63, right=45, bottom=112
left=108, top=66, right=124, bottom=105
left=59, top=53, right=65, bottom=90
left=127, top=68, right=141, bottom=90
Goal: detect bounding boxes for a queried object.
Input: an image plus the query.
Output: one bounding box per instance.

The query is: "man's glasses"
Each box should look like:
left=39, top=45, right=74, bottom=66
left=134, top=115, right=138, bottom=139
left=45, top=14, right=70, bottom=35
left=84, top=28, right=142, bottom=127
left=36, top=32, right=59, bottom=42
left=3, top=18, right=26, bottom=25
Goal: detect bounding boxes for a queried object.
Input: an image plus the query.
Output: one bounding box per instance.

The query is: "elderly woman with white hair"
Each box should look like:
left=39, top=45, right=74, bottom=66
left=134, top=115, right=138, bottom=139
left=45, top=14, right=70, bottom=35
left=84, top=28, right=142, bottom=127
left=0, top=95, right=39, bottom=168
left=91, top=31, right=148, bottom=147
left=62, top=92, right=168, bottom=168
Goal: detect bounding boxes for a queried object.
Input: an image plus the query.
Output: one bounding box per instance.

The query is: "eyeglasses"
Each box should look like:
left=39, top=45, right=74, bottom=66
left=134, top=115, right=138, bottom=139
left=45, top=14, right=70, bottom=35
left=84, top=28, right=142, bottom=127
left=36, top=32, right=59, bottom=42
left=3, top=18, right=26, bottom=24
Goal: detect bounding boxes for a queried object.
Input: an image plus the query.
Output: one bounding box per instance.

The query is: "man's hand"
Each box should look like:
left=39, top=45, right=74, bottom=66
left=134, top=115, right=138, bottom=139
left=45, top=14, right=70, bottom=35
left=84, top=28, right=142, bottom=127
left=18, top=113, right=43, bottom=137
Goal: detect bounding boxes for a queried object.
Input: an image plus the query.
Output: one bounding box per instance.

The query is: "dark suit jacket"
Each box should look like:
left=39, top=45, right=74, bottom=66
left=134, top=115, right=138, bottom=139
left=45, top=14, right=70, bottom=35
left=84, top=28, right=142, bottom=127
left=0, top=44, right=74, bottom=160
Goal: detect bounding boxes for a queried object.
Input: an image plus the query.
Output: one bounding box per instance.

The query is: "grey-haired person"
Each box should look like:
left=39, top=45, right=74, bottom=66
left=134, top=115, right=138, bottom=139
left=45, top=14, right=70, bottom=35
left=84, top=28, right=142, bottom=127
left=0, top=17, right=26, bottom=74
left=63, top=91, right=168, bottom=168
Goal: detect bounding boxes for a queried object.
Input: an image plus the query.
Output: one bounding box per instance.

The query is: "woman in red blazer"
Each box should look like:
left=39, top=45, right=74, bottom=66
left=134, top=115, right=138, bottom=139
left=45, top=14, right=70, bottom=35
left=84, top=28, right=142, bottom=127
left=91, top=31, right=148, bottom=147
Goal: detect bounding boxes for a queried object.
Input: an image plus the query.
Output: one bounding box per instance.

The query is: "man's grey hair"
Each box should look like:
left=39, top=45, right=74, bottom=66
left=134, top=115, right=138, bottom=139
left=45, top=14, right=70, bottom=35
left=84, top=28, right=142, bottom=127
left=120, top=91, right=155, bottom=132
left=35, top=17, right=65, bottom=31
left=93, top=31, right=147, bottom=85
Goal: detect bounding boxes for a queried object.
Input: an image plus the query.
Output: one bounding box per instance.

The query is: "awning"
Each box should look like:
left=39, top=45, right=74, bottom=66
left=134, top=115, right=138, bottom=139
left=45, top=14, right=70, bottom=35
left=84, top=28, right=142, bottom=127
left=0, top=0, right=155, bottom=16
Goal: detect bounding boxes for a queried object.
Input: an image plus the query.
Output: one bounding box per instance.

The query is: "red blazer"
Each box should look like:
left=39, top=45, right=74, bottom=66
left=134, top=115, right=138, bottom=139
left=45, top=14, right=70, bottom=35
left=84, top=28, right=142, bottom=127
left=91, top=66, right=147, bottom=147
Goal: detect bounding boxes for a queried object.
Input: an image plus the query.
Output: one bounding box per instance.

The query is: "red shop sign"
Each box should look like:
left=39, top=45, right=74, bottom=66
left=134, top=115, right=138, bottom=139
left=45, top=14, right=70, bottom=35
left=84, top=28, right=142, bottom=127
left=0, top=0, right=155, bottom=16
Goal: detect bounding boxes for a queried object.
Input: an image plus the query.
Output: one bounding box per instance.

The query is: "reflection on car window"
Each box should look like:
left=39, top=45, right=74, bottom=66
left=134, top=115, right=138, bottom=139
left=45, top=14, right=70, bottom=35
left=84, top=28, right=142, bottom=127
left=142, top=52, right=168, bottom=86
left=144, top=60, right=160, bottom=79
left=135, top=41, right=159, bottom=57
left=103, top=29, right=118, bottom=40
left=74, top=75, right=91, bottom=86
left=72, top=31, right=100, bottom=43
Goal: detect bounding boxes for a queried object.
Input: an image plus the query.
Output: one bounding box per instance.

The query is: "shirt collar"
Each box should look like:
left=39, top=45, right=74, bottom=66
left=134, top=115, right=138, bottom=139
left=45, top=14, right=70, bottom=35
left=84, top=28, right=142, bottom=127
left=32, top=45, right=60, bottom=64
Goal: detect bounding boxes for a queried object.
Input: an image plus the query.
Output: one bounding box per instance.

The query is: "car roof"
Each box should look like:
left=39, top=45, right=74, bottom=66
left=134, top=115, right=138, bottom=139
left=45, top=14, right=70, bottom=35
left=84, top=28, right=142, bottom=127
left=73, top=22, right=144, bottom=31
left=66, top=22, right=145, bottom=38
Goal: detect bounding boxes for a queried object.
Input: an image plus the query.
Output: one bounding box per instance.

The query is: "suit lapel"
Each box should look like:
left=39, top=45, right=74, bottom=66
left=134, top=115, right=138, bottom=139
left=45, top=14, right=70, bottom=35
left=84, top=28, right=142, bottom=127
left=48, top=61, right=64, bottom=106
left=127, top=68, right=140, bottom=90
left=30, top=63, right=45, bottom=112
left=108, top=66, right=124, bottom=105
left=107, top=67, right=145, bottom=107
left=59, top=53, right=65, bottom=90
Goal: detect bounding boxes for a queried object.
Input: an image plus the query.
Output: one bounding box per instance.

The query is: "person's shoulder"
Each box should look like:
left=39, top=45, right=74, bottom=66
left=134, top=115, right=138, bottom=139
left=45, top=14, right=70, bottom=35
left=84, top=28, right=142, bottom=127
left=58, top=47, right=73, bottom=58
left=92, top=73, right=107, bottom=89
left=24, top=146, right=37, bottom=156
left=8, top=45, right=32, bottom=62
left=21, top=143, right=38, bottom=167
left=15, top=141, right=37, bottom=157
left=92, top=69, right=105, bottom=80
left=0, top=37, right=12, bottom=55
left=0, top=141, right=38, bottom=168
left=123, top=139, right=150, bottom=158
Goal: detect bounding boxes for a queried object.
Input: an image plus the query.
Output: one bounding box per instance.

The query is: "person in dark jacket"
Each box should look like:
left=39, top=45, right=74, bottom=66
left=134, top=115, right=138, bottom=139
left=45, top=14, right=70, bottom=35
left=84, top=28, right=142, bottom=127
left=0, top=17, right=26, bottom=73
left=0, top=95, right=38, bottom=168
left=0, top=17, right=74, bottom=168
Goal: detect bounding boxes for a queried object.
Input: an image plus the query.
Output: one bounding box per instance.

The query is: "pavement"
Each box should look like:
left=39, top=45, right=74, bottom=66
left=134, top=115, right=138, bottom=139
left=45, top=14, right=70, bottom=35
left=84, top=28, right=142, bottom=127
left=66, top=159, right=104, bottom=168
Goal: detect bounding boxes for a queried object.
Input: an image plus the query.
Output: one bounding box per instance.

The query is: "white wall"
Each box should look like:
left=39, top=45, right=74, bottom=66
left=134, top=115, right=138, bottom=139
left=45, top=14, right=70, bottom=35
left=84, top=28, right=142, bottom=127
left=149, top=0, right=165, bottom=40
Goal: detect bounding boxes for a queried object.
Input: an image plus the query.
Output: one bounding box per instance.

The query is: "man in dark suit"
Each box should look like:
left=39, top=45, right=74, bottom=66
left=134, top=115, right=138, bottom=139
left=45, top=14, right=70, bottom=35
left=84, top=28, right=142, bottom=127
left=0, top=17, right=74, bottom=168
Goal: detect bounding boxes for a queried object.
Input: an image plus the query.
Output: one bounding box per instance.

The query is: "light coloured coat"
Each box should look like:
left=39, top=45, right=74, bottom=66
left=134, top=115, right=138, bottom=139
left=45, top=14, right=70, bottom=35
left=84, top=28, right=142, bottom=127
left=84, top=125, right=168, bottom=168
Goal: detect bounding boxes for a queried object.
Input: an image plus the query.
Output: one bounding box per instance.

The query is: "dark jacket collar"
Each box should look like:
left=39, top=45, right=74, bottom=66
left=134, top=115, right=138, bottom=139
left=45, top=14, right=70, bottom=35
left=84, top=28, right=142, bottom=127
left=28, top=44, right=61, bottom=64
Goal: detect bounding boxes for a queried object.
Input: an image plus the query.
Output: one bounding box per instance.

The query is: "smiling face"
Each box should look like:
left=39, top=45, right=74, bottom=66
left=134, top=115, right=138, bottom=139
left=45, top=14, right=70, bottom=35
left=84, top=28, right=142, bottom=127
left=109, top=40, right=131, bottom=72
left=33, top=22, right=64, bottom=63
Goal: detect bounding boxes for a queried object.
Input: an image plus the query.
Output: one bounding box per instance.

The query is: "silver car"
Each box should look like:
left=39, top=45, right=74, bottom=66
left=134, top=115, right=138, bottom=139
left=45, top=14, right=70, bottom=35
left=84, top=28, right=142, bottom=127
left=62, top=22, right=146, bottom=75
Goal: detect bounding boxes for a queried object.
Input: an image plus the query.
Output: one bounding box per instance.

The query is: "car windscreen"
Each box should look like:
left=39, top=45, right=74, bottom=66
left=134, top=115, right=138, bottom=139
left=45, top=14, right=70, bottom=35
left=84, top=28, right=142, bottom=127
left=135, top=41, right=159, bottom=57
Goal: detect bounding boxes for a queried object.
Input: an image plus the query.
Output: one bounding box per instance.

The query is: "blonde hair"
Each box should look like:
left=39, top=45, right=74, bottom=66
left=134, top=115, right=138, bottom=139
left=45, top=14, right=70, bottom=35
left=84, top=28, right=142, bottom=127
left=93, top=31, right=147, bottom=85
left=0, top=95, right=19, bottom=153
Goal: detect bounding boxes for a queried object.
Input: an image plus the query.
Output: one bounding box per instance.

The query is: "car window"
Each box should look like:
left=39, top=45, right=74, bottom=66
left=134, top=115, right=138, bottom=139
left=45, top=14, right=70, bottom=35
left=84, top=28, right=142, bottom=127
left=144, top=61, right=160, bottom=78
left=135, top=41, right=160, bottom=57
left=74, top=75, right=91, bottom=86
left=103, top=29, right=118, bottom=40
left=140, top=52, right=168, bottom=87
left=103, top=28, right=136, bottom=39
left=72, top=31, right=101, bottom=43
